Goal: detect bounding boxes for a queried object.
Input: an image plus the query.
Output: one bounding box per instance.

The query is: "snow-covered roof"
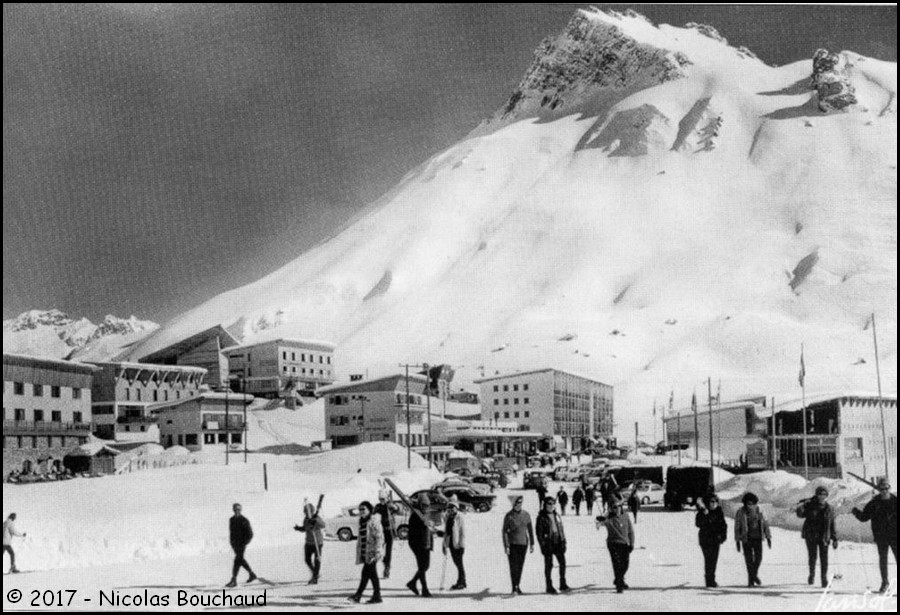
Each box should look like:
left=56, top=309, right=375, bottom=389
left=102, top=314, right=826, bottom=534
left=473, top=367, right=611, bottom=386
left=138, top=324, right=240, bottom=362
left=222, top=337, right=335, bottom=354
left=317, top=373, right=428, bottom=395
left=2, top=353, right=99, bottom=374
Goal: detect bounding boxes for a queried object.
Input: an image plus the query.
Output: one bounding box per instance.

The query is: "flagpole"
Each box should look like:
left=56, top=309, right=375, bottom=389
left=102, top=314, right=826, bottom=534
left=771, top=396, right=777, bottom=471
left=716, top=380, right=722, bottom=466
left=707, top=378, right=715, bottom=465
left=677, top=411, right=682, bottom=465
left=801, top=343, right=809, bottom=480
left=693, top=389, right=699, bottom=462
left=652, top=398, right=657, bottom=447
left=871, top=313, right=890, bottom=479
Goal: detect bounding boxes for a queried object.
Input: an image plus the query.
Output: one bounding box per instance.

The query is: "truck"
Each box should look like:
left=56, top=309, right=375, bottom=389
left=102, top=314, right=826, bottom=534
left=664, top=466, right=714, bottom=510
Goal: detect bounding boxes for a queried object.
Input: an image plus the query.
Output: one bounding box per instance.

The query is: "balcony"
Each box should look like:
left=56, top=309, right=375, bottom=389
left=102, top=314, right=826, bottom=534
left=3, top=420, right=93, bottom=434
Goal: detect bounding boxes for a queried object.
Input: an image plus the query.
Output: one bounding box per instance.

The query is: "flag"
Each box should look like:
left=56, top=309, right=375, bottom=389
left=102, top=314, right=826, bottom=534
left=691, top=390, right=697, bottom=414
left=668, top=389, right=674, bottom=415
left=798, top=346, right=806, bottom=388
left=653, top=398, right=657, bottom=418
left=863, top=313, right=874, bottom=331
left=716, top=379, right=721, bottom=405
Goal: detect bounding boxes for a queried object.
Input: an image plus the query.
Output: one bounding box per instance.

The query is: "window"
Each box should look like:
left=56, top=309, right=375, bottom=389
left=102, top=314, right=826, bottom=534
left=153, top=390, right=158, bottom=402
left=514, top=412, right=520, bottom=418
left=184, top=434, right=198, bottom=446
left=524, top=398, right=529, bottom=404
left=504, top=412, right=509, bottom=419
left=514, top=398, right=519, bottom=405
left=176, top=391, right=181, bottom=400
left=292, top=367, right=297, bottom=373
left=178, top=435, right=184, bottom=446
left=525, top=411, right=530, bottom=418
left=74, top=412, right=83, bottom=423
left=494, top=412, right=500, bottom=419
left=493, top=399, right=499, bottom=406
left=523, top=384, right=529, bottom=391
left=302, top=354, right=306, bottom=362
left=164, top=390, right=168, bottom=401
left=503, top=385, right=509, bottom=392
left=283, top=366, right=288, bottom=373
left=320, top=370, right=324, bottom=375
left=493, top=385, right=498, bottom=392
left=327, top=357, right=331, bottom=365
left=125, top=388, right=130, bottom=401
left=14, top=382, right=24, bottom=395
left=31, top=436, right=38, bottom=448
left=513, top=384, right=519, bottom=392
left=33, top=384, right=43, bottom=397
left=319, top=356, right=324, bottom=364
left=51, top=385, right=61, bottom=398
left=302, top=368, right=306, bottom=374
left=503, top=399, right=509, bottom=405
left=283, top=351, right=287, bottom=360
left=34, top=410, right=44, bottom=422
left=136, top=389, right=142, bottom=401
left=204, top=433, right=215, bottom=444
left=51, top=411, right=61, bottom=422
left=232, top=433, right=242, bottom=444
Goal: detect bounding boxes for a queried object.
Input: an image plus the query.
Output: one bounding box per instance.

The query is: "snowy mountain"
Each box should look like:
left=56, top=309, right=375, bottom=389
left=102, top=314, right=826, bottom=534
left=126, top=9, right=897, bottom=432
left=3, top=309, right=158, bottom=360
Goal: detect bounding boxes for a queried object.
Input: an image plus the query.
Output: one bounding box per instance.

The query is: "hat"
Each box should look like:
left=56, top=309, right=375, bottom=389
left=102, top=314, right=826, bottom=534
left=543, top=496, right=556, bottom=506
left=508, top=495, right=524, bottom=507
left=742, top=492, right=759, bottom=505
left=815, top=486, right=829, bottom=496
left=447, top=495, right=459, bottom=508
left=876, top=477, right=891, bottom=490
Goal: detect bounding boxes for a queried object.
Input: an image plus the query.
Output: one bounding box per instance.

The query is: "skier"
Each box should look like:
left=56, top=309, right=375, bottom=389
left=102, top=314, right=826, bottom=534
left=293, top=502, right=326, bottom=584
left=226, top=503, right=257, bottom=587
left=3, top=513, right=26, bottom=573
left=734, top=492, right=771, bottom=587
left=502, top=495, right=534, bottom=595
left=628, top=483, right=642, bottom=524
left=350, top=501, right=383, bottom=604
left=695, top=493, right=727, bottom=588
left=406, top=493, right=434, bottom=597
left=536, top=496, right=570, bottom=594
left=442, top=495, right=467, bottom=590
left=595, top=492, right=635, bottom=593
left=572, top=485, right=584, bottom=516
left=796, top=486, right=838, bottom=588
left=851, top=477, right=897, bottom=594
left=557, top=487, right=569, bottom=516
left=374, top=490, right=397, bottom=579
left=585, top=483, right=597, bottom=515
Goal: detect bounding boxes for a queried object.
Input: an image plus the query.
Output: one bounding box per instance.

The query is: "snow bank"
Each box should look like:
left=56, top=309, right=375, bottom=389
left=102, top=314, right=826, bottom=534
left=292, top=441, right=433, bottom=474
left=246, top=398, right=325, bottom=448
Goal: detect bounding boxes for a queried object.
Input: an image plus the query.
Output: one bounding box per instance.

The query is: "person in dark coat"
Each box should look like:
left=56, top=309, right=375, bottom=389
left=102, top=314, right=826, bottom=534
left=502, top=495, right=534, bottom=594
left=572, top=486, right=584, bottom=516
left=536, top=497, right=570, bottom=594
left=585, top=483, right=597, bottom=515
left=595, top=493, right=635, bottom=593
left=852, top=477, right=897, bottom=594
left=226, top=503, right=257, bottom=587
left=406, top=493, right=435, bottom=597
left=374, top=490, right=398, bottom=579
left=734, top=492, right=771, bottom=587
left=536, top=476, right=548, bottom=509
left=628, top=483, right=642, bottom=524
left=294, top=502, right=326, bottom=584
left=796, top=486, right=838, bottom=588
left=695, top=493, right=727, bottom=587
left=557, top=487, right=569, bottom=515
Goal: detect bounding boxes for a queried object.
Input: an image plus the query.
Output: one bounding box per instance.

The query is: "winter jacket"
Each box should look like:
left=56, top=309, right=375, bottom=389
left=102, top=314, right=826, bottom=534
left=535, top=510, right=567, bottom=555
left=853, top=495, right=897, bottom=543
left=734, top=506, right=771, bottom=543
left=585, top=486, right=596, bottom=504
left=502, top=509, right=534, bottom=549
left=229, top=515, right=253, bottom=548
left=443, top=510, right=466, bottom=551
left=695, top=507, right=728, bottom=545
left=301, top=515, right=326, bottom=547
left=408, top=507, right=434, bottom=552
left=572, top=488, right=584, bottom=505
left=3, top=519, right=24, bottom=545
left=557, top=491, right=569, bottom=507
left=598, top=512, right=634, bottom=548
left=374, top=501, right=399, bottom=535
left=356, top=513, right=384, bottom=565
left=796, top=500, right=837, bottom=545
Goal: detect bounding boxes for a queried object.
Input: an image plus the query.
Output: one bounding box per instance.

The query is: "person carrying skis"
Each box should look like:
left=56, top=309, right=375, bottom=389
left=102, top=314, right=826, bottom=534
left=502, top=495, right=534, bottom=595
left=585, top=483, right=597, bottom=515
left=536, top=496, right=570, bottom=594
left=294, top=502, right=326, bottom=584
left=226, top=503, right=257, bottom=588
left=595, top=492, right=635, bottom=593
left=851, top=477, right=897, bottom=594
left=406, top=493, right=435, bottom=597
left=796, top=485, right=838, bottom=588
left=695, top=493, right=727, bottom=588
left=350, top=501, right=383, bottom=604
left=557, top=487, right=569, bottom=515
left=572, top=485, right=584, bottom=516
left=374, top=489, right=398, bottom=579
left=3, top=513, right=26, bottom=573
left=442, top=495, right=467, bottom=590
left=734, top=492, right=771, bottom=587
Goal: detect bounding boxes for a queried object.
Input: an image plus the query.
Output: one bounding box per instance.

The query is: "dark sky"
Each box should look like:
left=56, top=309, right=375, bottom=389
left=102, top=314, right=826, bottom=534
left=4, top=4, right=896, bottom=324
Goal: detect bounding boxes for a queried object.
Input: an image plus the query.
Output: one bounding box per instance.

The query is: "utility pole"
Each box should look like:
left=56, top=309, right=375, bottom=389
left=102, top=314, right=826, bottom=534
left=677, top=412, right=682, bottom=465
left=405, top=364, right=411, bottom=469
left=242, top=377, right=248, bottom=464
left=424, top=363, right=433, bottom=470
left=634, top=421, right=639, bottom=454
left=707, top=378, right=714, bottom=465
left=652, top=398, right=657, bottom=446
left=225, top=386, right=230, bottom=466
left=800, top=343, right=809, bottom=480
left=870, top=313, right=890, bottom=479
left=771, top=396, right=777, bottom=471
left=692, top=389, right=699, bottom=462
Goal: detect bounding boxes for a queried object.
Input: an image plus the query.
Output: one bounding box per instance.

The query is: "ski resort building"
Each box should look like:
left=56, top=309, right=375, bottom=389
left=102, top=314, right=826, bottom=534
left=3, top=354, right=98, bottom=478
left=154, top=392, right=253, bottom=451
left=89, top=362, right=206, bottom=442
left=475, top=368, right=614, bottom=451
left=137, top=324, right=240, bottom=390
left=223, top=338, right=335, bottom=401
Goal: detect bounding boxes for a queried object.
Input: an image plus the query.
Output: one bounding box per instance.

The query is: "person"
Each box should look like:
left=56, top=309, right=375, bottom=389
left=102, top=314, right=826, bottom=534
left=536, top=476, right=548, bottom=509
left=557, top=487, right=569, bottom=516
left=502, top=495, right=535, bottom=595
left=695, top=493, right=727, bottom=588
left=628, top=483, right=642, bottom=524
left=536, top=496, right=570, bottom=594
left=851, top=477, right=897, bottom=594
left=572, top=485, right=584, bottom=516
left=442, top=495, right=467, bottom=590
left=585, top=483, right=597, bottom=515
left=226, top=503, right=257, bottom=587
left=734, top=492, right=771, bottom=587
left=3, top=513, right=26, bottom=573
left=406, top=493, right=435, bottom=597
left=374, top=490, right=397, bottom=579
left=350, top=501, right=383, bottom=604
left=796, top=486, right=838, bottom=588
left=294, top=502, right=326, bottom=584
left=599, top=473, right=618, bottom=514
left=595, top=492, right=635, bottom=593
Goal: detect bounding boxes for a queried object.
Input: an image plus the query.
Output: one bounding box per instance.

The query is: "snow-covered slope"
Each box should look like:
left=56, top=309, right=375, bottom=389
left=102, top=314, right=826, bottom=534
left=3, top=309, right=158, bottom=360
left=127, top=9, right=897, bottom=432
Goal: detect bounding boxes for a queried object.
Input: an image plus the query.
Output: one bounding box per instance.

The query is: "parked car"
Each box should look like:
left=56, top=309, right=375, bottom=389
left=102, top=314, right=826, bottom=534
left=326, top=505, right=410, bottom=542
left=472, top=471, right=507, bottom=490
left=523, top=468, right=554, bottom=489
left=409, top=490, right=475, bottom=524
left=433, top=477, right=492, bottom=495
left=552, top=466, right=583, bottom=482
left=618, top=481, right=665, bottom=505
left=664, top=466, right=714, bottom=510
left=434, top=484, right=496, bottom=513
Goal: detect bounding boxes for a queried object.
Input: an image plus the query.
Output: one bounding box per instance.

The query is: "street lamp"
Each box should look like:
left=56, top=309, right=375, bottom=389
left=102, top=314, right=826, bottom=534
left=358, top=396, right=369, bottom=444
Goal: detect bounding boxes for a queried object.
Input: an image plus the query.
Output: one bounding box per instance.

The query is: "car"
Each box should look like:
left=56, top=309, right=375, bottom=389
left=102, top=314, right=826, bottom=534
left=523, top=468, right=554, bottom=489
left=326, top=505, right=410, bottom=542
left=436, top=484, right=497, bottom=512
left=409, top=489, right=477, bottom=524
left=472, top=471, right=507, bottom=490
left=552, top=467, right=583, bottom=482
left=618, top=481, right=665, bottom=505
left=433, top=477, right=492, bottom=495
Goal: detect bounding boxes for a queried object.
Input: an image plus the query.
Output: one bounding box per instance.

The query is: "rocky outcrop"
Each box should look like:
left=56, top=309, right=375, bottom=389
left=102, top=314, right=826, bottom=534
left=811, top=49, right=857, bottom=113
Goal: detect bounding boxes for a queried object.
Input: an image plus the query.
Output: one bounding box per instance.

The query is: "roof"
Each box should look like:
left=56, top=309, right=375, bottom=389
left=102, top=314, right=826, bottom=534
left=150, top=391, right=254, bottom=412
left=222, top=337, right=336, bottom=355
left=317, top=373, right=428, bottom=395
left=137, top=324, right=240, bottom=363
left=89, top=360, right=207, bottom=374
left=2, top=353, right=99, bottom=375
left=473, top=367, right=612, bottom=386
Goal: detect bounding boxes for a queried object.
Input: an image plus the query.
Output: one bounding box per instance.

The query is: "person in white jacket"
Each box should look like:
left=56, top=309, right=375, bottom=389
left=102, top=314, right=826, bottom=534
left=442, top=496, right=467, bottom=590
left=3, top=513, right=26, bottom=573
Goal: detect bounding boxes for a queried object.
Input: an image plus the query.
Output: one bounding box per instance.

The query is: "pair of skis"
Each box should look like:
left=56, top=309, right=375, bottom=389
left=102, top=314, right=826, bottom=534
left=301, top=494, right=325, bottom=560
left=382, top=477, right=448, bottom=590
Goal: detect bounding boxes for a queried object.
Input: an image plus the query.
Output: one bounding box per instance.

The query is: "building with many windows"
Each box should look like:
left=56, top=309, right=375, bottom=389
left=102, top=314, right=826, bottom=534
left=154, top=392, right=253, bottom=451
left=89, top=362, right=206, bottom=441
left=3, top=354, right=97, bottom=478
left=137, top=324, right=240, bottom=390
left=475, top=368, right=614, bottom=451
left=224, top=338, right=335, bottom=400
